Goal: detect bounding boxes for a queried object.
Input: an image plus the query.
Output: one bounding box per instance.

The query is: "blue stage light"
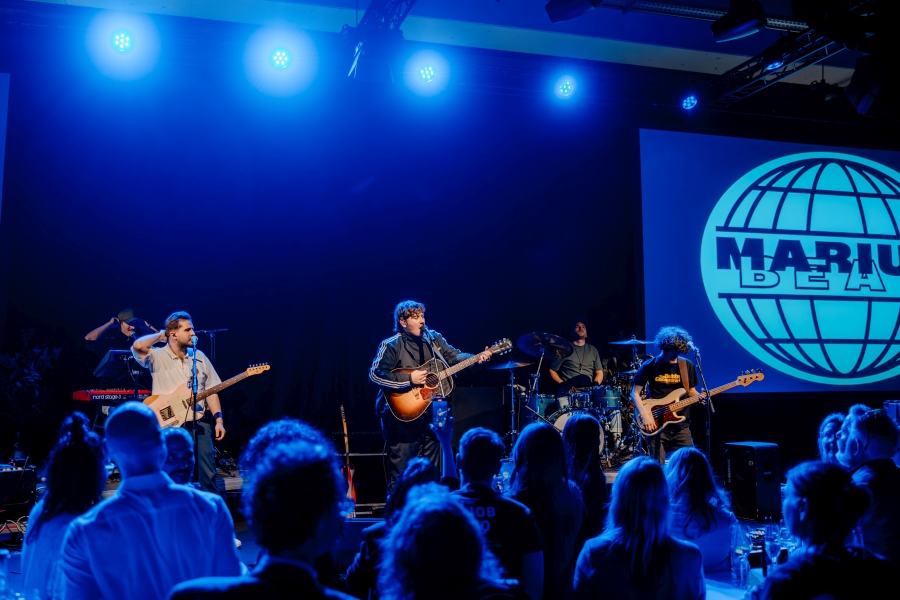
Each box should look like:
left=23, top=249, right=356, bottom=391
left=272, top=50, right=290, bottom=69
left=86, top=12, right=160, bottom=81
left=113, top=32, right=131, bottom=52
left=766, top=60, right=784, bottom=71
left=682, top=94, right=698, bottom=110
left=404, top=51, right=449, bottom=97
left=244, top=27, right=318, bottom=97
left=553, top=75, right=577, bottom=100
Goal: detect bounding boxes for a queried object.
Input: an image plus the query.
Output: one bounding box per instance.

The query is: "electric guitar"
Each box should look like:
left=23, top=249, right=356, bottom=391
left=340, top=405, right=357, bottom=514
left=386, top=339, right=512, bottom=421
left=143, top=364, right=271, bottom=428
left=635, top=370, right=764, bottom=437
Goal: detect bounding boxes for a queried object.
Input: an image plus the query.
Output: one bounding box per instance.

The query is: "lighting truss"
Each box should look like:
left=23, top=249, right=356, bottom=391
left=707, top=29, right=846, bottom=107
left=345, top=0, right=418, bottom=78
left=595, top=1, right=807, bottom=33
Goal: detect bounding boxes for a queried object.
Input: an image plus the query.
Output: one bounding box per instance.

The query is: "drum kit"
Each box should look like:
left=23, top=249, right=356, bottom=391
left=488, top=332, right=656, bottom=468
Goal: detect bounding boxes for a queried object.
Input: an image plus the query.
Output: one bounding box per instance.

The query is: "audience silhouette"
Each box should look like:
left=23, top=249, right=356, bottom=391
left=561, top=413, right=608, bottom=553
left=378, top=483, right=528, bottom=600
left=509, top=423, right=583, bottom=600
left=59, top=402, right=241, bottom=600
left=169, top=440, right=354, bottom=599
left=664, top=447, right=736, bottom=573
left=21, top=413, right=106, bottom=600
left=573, top=456, right=705, bottom=600
left=749, top=460, right=895, bottom=599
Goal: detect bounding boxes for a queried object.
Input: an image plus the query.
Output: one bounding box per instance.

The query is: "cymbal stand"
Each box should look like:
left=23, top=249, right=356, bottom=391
left=522, top=404, right=557, bottom=428
left=507, top=367, right=519, bottom=446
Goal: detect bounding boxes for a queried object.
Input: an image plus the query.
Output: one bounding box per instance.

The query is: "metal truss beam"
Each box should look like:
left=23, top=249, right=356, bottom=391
left=708, top=29, right=846, bottom=107
left=597, top=1, right=808, bottom=32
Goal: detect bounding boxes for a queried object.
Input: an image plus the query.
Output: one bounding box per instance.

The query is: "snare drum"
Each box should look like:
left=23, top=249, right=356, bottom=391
left=590, top=385, right=623, bottom=411
left=549, top=408, right=605, bottom=453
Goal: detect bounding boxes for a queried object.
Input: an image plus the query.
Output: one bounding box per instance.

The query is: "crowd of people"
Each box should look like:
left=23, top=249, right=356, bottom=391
left=16, top=399, right=900, bottom=599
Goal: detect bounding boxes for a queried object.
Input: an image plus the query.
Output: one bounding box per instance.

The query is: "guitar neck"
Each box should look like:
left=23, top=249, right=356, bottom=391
left=438, top=353, right=481, bottom=380
left=197, top=372, right=249, bottom=401
left=669, top=380, right=740, bottom=412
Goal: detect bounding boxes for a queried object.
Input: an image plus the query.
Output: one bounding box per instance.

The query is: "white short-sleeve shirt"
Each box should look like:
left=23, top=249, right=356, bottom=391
left=133, top=344, right=222, bottom=395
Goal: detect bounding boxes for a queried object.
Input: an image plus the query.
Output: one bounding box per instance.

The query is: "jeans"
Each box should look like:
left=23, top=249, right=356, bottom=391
left=647, top=422, right=693, bottom=464
left=181, top=419, right=218, bottom=494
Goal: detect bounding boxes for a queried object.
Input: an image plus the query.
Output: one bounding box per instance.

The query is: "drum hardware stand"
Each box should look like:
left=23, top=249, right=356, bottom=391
left=196, top=328, right=228, bottom=360
left=693, top=345, right=714, bottom=458
left=506, top=367, right=519, bottom=446
left=522, top=404, right=557, bottom=428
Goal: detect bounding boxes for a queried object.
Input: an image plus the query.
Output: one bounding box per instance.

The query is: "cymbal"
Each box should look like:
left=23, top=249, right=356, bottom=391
left=617, top=370, right=637, bottom=376
left=609, top=337, right=654, bottom=345
left=517, top=332, right=574, bottom=360
left=487, top=359, right=535, bottom=371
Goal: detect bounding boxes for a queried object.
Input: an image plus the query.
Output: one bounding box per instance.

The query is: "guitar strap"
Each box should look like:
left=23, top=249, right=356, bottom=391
left=677, top=357, right=690, bottom=393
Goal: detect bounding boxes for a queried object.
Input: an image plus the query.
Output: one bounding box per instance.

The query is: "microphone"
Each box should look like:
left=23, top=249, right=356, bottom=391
left=191, top=335, right=198, bottom=346
left=689, top=341, right=700, bottom=353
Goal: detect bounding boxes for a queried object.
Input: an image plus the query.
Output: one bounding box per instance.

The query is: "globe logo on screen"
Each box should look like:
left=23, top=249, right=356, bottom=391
left=700, top=152, right=900, bottom=385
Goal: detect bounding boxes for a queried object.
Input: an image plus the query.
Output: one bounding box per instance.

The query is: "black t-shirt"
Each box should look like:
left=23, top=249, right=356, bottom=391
left=633, top=357, right=699, bottom=425
left=453, top=483, right=545, bottom=583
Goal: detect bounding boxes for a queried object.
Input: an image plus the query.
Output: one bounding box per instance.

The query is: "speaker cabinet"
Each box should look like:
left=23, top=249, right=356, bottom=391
left=0, top=468, right=36, bottom=511
left=723, top=442, right=781, bottom=521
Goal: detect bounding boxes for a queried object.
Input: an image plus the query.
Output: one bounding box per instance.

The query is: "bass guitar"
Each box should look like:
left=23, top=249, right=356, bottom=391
left=340, top=405, right=357, bottom=514
left=635, top=370, right=764, bottom=437
left=143, top=363, right=271, bottom=428
left=387, top=339, right=512, bottom=421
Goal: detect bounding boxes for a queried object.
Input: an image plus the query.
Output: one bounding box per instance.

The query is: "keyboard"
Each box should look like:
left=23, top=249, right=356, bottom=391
left=73, top=390, right=151, bottom=402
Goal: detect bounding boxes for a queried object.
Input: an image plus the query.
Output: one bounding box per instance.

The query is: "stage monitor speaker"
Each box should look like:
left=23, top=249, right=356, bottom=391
left=723, top=442, right=781, bottom=522
left=0, top=467, right=36, bottom=511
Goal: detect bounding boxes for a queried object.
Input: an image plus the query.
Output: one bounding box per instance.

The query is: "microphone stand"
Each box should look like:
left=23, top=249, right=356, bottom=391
left=195, top=328, right=228, bottom=360
left=190, top=337, right=201, bottom=488
left=693, top=345, right=714, bottom=458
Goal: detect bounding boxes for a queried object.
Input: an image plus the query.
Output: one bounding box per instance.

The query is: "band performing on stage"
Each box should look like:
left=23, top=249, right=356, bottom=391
left=75, top=301, right=756, bottom=492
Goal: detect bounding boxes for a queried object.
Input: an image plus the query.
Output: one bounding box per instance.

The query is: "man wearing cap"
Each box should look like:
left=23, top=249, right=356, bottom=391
left=132, top=311, right=224, bottom=494
left=85, top=308, right=158, bottom=345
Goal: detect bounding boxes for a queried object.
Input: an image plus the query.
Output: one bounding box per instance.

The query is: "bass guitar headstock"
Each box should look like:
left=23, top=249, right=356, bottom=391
left=737, top=369, right=764, bottom=386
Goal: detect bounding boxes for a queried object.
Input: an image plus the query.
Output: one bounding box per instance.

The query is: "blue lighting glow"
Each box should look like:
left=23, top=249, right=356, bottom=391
left=682, top=95, right=698, bottom=110
left=404, top=51, right=449, bottom=97
left=272, top=50, right=290, bottom=69
left=553, top=75, right=578, bottom=100
left=113, top=32, right=131, bottom=52
left=766, top=60, right=784, bottom=71
left=244, top=27, right=318, bottom=97
left=86, top=12, right=160, bottom=81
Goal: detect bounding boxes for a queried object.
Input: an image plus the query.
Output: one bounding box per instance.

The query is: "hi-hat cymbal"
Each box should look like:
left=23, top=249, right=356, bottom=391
left=517, top=332, right=574, bottom=360
left=609, top=336, right=654, bottom=345
left=487, top=359, right=535, bottom=371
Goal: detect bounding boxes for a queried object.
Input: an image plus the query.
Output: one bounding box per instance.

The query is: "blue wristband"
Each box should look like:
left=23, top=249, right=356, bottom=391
left=213, top=412, right=223, bottom=421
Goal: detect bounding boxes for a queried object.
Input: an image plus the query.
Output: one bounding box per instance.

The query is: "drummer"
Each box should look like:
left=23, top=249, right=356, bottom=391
left=549, top=319, right=603, bottom=397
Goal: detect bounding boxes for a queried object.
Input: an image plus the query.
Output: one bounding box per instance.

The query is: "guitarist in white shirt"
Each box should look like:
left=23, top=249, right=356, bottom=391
left=631, top=326, right=702, bottom=465
left=132, top=311, right=225, bottom=493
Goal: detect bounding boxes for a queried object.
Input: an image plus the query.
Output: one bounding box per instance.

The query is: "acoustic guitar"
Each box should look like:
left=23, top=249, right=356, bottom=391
left=143, top=364, right=270, bottom=428
left=386, top=339, right=512, bottom=421
left=635, top=370, right=764, bottom=436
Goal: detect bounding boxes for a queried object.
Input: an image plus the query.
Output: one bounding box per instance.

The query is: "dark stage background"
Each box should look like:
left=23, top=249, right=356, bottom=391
left=1, top=4, right=898, bottom=477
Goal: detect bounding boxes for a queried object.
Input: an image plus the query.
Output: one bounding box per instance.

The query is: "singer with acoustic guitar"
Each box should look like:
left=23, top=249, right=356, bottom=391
left=631, top=326, right=703, bottom=465
left=369, top=300, right=492, bottom=494
left=132, top=311, right=224, bottom=494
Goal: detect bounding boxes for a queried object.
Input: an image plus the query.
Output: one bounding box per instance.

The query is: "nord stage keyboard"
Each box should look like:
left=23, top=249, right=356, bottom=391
left=73, top=390, right=151, bottom=402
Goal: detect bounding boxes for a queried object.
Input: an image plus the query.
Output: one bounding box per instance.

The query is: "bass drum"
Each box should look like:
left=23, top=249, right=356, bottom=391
left=549, top=408, right=605, bottom=453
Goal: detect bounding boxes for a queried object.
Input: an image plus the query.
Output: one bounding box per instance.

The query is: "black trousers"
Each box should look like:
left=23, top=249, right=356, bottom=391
left=182, top=419, right=218, bottom=494
left=647, top=422, right=693, bottom=465
left=386, top=434, right=442, bottom=496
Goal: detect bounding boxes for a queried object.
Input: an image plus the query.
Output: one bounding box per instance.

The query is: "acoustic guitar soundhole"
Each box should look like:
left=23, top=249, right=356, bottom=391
left=424, top=372, right=440, bottom=388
